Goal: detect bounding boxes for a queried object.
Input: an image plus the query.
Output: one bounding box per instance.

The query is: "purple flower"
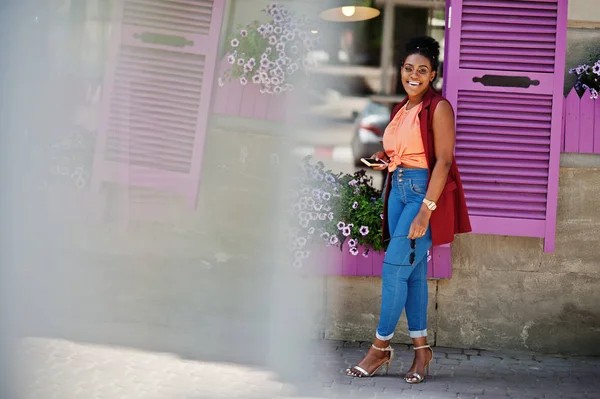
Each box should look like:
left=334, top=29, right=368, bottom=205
left=337, top=221, right=346, bottom=230
left=240, top=29, right=248, bottom=37
left=352, top=201, right=359, bottom=210
left=247, top=58, right=256, bottom=67
left=349, top=247, right=359, bottom=256
left=343, top=227, right=351, bottom=237
left=591, top=89, right=599, bottom=100
left=348, top=223, right=354, bottom=229
left=257, top=25, right=267, bottom=35
left=359, top=226, right=369, bottom=236
left=362, top=252, right=369, bottom=258
left=348, top=179, right=358, bottom=186
left=593, top=61, right=600, bottom=75
left=231, top=38, right=239, bottom=47
left=348, top=239, right=357, bottom=247
left=380, top=214, right=384, bottom=220
left=329, top=235, right=339, bottom=245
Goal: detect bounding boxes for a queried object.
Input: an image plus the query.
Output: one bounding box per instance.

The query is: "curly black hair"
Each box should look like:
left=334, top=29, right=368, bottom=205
left=403, top=36, right=441, bottom=75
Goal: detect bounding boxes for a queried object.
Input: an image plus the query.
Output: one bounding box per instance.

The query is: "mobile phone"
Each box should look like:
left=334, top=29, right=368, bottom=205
left=361, top=158, right=388, bottom=167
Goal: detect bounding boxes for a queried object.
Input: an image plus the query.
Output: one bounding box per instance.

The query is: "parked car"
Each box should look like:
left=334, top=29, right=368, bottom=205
left=351, top=100, right=391, bottom=166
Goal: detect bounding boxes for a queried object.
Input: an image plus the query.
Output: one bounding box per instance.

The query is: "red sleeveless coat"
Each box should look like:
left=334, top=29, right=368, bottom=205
left=382, top=89, right=472, bottom=247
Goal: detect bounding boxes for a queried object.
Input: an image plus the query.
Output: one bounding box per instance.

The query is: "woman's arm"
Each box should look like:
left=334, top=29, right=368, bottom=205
left=408, top=100, right=456, bottom=239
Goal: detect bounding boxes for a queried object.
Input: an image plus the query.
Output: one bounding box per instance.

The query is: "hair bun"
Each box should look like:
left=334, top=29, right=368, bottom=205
left=405, top=36, right=440, bottom=60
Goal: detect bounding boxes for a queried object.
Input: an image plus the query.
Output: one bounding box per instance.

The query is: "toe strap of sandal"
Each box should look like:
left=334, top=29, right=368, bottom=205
left=349, top=366, right=369, bottom=377
left=405, top=372, right=423, bottom=382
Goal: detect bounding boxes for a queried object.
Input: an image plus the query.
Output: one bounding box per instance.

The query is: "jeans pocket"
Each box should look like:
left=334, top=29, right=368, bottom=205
left=409, top=179, right=428, bottom=196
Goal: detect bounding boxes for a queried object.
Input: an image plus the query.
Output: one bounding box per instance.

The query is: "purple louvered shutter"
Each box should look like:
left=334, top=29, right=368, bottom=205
left=445, top=0, right=568, bottom=252
left=92, top=0, right=225, bottom=208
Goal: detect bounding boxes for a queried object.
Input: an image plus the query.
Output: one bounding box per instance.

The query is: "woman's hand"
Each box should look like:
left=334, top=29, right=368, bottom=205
left=408, top=207, right=431, bottom=239
left=371, top=151, right=388, bottom=171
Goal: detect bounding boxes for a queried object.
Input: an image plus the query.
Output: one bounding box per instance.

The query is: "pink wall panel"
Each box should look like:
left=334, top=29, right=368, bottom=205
left=579, top=94, right=596, bottom=154
left=564, top=89, right=581, bottom=152
left=595, top=99, right=600, bottom=154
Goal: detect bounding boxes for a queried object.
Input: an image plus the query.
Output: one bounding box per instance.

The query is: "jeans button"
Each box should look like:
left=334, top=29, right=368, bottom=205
left=398, top=179, right=403, bottom=182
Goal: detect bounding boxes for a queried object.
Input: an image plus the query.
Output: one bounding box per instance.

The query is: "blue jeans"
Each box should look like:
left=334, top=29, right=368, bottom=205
left=376, top=168, right=432, bottom=340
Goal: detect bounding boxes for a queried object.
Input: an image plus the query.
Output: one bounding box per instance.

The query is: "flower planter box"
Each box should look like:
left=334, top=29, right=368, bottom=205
left=562, top=88, right=600, bottom=154
left=212, top=58, right=296, bottom=122
left=309, top=242, right=452, bottom=279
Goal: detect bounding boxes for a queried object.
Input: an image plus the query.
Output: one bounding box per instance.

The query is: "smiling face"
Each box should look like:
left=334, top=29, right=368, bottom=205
left=401, top=54, right=436, bottom=97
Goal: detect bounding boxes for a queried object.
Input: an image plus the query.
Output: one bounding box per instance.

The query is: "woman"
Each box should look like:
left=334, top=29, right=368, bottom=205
left=346, top=36, right=471, bottom=383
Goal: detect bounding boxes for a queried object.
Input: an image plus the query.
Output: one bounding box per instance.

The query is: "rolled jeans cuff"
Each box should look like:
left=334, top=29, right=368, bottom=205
left=409, top=329, right=427, bottom=338
left=376, top=331, right=394, bottom=341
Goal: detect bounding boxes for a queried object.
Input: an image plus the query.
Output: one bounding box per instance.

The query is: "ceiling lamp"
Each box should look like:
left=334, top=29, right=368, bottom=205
left=319, top=3, right=381, bottom=22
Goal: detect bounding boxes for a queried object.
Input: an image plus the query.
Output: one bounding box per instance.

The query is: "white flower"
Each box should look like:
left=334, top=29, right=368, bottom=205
left=274, top=26, right=283, bottom=34
left=252, top=74, right=261, bottom=84
left=218, top=77, right=224, bottom=87
left=237, top=58, right=245, bottom=66
left=227, top=54, right=236, bottom=64
left=231, top=38, right=239, bottom=47
left=240, top=77, right=248, bottom=85
left=240, top=29, right=248, bottom=37
left=269, top=36, right=277, bottom=45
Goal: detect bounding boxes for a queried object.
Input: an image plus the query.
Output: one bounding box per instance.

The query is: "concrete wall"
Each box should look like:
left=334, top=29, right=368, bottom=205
left=324, top=163, right=600, bottom=356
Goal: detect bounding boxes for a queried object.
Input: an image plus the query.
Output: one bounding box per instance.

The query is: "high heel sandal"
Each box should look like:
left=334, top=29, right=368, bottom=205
left=404, top=344, right=433, bottom=384
left=345, top=344, right=395, bottom=377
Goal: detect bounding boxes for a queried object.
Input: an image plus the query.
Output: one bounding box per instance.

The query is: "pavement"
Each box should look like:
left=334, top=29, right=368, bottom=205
left=17, top=338, right=600, bottom=399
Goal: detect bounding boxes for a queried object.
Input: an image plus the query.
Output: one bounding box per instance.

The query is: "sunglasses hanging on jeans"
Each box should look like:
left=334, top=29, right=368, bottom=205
left=382, top=235, right=417, bottom=266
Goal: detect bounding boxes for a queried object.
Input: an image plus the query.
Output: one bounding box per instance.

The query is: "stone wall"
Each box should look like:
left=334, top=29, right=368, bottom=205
left=324, top=164, right=600, bottom=356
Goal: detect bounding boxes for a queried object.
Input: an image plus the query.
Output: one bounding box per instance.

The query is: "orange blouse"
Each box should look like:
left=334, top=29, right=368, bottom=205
left=382, top=102, right=427, bottom=171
